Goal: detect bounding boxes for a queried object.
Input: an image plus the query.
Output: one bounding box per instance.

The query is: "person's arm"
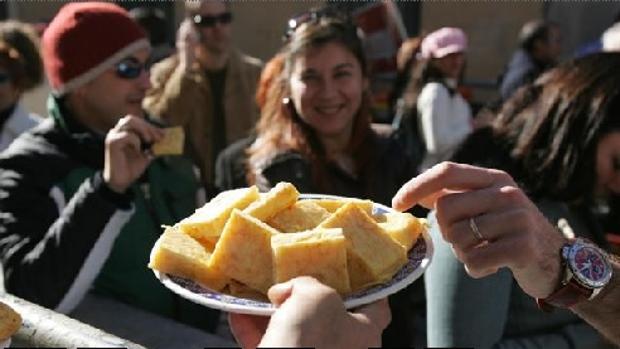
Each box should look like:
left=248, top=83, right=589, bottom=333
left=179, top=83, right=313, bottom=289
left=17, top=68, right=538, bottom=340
left=0, top=167, right=134, bottom=313
left=143, top=57, right=210, bottom=126
left=0, top=116, right=162, bottom=313
left=143, top=19, right=208, bottom=126
left=392, top=162, right=620, bottom=345
left=571, top=259, right=620, bottom=344
left=229, top=277, right=391, bottom=349
left=418, top=83, right=452, bottom=155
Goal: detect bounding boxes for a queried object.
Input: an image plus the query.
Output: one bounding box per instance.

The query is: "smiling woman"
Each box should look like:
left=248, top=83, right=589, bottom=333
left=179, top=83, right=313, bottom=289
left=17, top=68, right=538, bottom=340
left=215, top=8, right=424, bottom=347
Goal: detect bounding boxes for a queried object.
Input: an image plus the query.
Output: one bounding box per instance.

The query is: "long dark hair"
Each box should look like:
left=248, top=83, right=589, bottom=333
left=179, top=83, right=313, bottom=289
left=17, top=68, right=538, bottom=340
left=0, top=20, right=43, bottom=92
left=456, top=53, right=620, bottom=201
left=246, top=15, right=373, bottom=191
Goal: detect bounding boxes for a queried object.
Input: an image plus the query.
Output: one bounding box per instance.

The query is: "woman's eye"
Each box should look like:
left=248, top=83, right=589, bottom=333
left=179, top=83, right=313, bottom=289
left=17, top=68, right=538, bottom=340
left=334, top=71, right=352, bottom=78
left=301, top=74, right=319, bottom=82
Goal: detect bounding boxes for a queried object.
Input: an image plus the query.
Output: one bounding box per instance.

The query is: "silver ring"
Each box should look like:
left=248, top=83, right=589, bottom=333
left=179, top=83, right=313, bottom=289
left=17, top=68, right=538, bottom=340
left=469, top=217, right=485, bottom=241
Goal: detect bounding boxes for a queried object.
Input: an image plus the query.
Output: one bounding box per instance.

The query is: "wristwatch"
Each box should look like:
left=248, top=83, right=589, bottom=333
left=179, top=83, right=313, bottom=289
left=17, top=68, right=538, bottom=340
left=537, top=238, right=613, bottom=311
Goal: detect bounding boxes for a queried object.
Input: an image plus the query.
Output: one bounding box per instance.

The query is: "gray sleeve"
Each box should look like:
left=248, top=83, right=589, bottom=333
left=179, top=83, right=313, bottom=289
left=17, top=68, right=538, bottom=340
left=425, top=213, right=609, bottom=349
left=425, top=212, right=512, bottom=349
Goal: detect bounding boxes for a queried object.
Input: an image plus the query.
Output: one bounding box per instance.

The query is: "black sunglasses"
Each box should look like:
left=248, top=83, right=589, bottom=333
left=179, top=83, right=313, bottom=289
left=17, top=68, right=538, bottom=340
left=192, top=12, right=233, bottom=28
left=282, top=7, right=353, bottom=42
left=115, top=57, right=148, bottom=80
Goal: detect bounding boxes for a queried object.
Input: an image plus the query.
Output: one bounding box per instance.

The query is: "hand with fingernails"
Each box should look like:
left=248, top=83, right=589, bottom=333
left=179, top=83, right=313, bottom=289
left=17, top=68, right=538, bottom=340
left=104, top=115, right=164, bottom=193
left=392, top=162, right=568, bottom=300
left=229, top=276, right=391, bottom=349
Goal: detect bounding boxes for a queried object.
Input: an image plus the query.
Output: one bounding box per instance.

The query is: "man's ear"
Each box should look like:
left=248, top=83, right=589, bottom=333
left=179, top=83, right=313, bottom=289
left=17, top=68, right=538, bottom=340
left=363, top=77, right=370, bottom=92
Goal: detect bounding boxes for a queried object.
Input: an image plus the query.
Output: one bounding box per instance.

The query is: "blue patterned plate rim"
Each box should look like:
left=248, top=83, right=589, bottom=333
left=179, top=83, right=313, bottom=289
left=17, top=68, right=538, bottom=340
left=153, top=193, right=434, bottom=315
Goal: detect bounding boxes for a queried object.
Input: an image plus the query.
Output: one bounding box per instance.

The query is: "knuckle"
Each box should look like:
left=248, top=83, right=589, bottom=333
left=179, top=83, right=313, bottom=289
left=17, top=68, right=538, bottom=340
left=434, top=161, right=457, bottom=179
left=492, top=169, right=516, bottom=185
left=498, top=185, right=524, bottom=204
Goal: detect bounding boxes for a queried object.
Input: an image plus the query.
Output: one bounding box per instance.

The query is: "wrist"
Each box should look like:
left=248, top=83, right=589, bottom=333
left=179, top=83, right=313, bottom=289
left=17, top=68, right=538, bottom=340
left=537, top=238, right=613, bottom=311
left=102, top=173, right=128, bottom=194
left=94, top=172, right=133, bottom=209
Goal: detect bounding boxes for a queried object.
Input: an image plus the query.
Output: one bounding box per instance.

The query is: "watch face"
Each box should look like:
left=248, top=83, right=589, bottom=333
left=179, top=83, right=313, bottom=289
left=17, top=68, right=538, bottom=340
left=568, top=243, right=613, bottom=288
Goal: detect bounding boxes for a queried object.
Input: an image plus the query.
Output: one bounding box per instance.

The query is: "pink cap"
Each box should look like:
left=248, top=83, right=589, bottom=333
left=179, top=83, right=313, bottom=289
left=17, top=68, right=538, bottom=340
left=420, top=27, right=467, bottom=59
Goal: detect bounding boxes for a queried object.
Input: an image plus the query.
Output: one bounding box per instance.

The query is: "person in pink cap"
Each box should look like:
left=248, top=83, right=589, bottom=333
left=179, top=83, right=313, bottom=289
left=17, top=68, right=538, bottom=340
left=395, top=27, right=473, bottom=172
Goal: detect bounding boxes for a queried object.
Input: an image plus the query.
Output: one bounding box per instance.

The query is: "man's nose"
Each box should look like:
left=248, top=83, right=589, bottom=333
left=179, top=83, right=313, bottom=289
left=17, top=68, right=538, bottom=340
left=138, top=70, right=151, bottom=90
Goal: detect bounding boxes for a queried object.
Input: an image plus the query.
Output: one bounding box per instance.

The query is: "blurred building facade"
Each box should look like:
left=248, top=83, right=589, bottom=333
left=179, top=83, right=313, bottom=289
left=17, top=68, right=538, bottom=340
left=4, top=1, right=619, bottom=115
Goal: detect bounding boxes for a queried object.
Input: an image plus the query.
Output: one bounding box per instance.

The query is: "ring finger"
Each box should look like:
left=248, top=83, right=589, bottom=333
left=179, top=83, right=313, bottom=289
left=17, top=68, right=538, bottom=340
left=444, top=207, right=534, bottom=250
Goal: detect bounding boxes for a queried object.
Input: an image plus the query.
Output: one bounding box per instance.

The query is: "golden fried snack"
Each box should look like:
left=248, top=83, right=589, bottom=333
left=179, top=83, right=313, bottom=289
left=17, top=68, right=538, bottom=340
left=306, top=198, right=373, bottom=215
left=0, top=302, right=21, bottom=341
left=267, top=200, right=331, bottom=233
left=375, top=212, right=425, bottom=250
left=209, top=209, right=280, bottom=293
left=272, top=228, right=350, bottom=294
left=152, top=126, right=184, bottom=156
left=319, top=203, right=407, bottom=291
left=149, top=227, right=228, bottom=291
left=243, top=182, right=299, bottom=221
left=177, top=186, right=260, bottom=242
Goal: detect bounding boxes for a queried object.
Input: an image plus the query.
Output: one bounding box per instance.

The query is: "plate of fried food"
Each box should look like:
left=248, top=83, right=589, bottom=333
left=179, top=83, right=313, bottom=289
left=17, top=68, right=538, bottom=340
left=149, top=182, right=433, bottom=315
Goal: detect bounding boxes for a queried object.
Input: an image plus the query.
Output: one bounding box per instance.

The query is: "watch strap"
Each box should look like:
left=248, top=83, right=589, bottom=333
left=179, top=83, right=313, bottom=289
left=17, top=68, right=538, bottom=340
left=537, top=272, right=593, bottom=311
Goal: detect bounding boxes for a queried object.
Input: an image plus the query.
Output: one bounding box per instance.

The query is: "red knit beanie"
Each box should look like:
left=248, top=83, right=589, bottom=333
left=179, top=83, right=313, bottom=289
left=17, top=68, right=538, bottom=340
left=42, top=2, right=149, bottom=95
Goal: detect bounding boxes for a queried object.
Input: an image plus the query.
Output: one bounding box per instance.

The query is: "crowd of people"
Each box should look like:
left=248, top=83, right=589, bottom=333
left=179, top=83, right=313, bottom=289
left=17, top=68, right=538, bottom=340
left=0, top=1, right=619, bottom=348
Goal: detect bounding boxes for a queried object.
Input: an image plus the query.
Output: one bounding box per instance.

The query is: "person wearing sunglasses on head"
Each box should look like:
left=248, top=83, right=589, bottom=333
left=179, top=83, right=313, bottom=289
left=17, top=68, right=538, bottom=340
left=0, top=3, right=223, bottom=346
left=0, top=20, right=44, bottom=151
left=144, top=0, right=263, bottom=199
left=216, top=9, right=424, bottom=348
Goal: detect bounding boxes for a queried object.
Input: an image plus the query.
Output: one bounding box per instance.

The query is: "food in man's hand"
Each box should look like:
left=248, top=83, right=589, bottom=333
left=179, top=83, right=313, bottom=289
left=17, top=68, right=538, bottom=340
left=149, top=182, right=425, bottom=300
left=152, top=126, right=184, bottom=156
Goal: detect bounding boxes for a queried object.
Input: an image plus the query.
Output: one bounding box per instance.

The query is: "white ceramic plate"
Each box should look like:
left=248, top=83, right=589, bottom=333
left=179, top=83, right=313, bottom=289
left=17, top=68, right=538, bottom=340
left=153, top=194, right=434, bottom=315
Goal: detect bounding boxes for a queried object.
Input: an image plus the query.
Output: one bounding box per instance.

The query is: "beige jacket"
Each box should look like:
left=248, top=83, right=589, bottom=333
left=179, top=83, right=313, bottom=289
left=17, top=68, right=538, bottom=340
left=144, top=49, right=262, bottom=187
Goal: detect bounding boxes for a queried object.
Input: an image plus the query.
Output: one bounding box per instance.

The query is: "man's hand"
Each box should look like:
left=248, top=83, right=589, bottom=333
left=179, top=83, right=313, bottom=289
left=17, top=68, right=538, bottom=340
left=229, top=277, right=391, bottom=349
left=103, top=116, right=164, bottom=193
left=392, top=162, right=567, bottom=299
left=176, top=19, right=199, bottom=72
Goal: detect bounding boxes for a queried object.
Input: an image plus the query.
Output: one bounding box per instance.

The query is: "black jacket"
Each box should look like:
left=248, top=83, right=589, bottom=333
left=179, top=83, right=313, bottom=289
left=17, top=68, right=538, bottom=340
left=216, top=132, right=416, bottom=207
left=0, top=97, right=219, bottom=331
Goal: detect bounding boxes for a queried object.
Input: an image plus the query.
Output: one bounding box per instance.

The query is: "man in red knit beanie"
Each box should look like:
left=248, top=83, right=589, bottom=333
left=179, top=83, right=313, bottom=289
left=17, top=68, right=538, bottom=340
left=0, top=2, right=223, bottom=346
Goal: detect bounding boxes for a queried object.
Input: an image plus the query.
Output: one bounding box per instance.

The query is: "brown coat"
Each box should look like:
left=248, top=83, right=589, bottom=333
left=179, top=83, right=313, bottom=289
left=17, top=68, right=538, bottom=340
left=144, top=49, right=262, bottom=188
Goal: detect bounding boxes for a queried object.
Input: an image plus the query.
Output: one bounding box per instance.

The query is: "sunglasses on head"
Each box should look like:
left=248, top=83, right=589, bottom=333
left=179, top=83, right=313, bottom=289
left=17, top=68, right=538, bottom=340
left=282, top=7, right=353, bottom=42
left=192, top=12, right=233, bottom=28
left=115, top=57, right=148, bottom=80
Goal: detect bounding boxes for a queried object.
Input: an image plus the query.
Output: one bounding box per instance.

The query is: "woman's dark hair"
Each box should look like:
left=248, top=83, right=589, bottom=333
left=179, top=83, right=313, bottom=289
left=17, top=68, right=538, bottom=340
left=0, top=20, right=43, bottom=91
left=397, top=57, right=448, bottom=115
left=246, top=13, right=373, bottom=191
left=518, top=20, right=557, bottom=53
left=459, top=53, right=620, bottom=201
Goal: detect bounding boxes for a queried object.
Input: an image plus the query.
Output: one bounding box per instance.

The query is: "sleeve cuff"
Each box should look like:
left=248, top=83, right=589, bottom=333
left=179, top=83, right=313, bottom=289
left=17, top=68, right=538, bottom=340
left=92, top=172, right=134, bottom=209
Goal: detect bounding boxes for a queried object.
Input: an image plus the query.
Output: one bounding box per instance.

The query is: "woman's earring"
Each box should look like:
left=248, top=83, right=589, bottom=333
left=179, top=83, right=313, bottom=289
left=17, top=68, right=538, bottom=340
left=282, top=97, right=291, bottom=106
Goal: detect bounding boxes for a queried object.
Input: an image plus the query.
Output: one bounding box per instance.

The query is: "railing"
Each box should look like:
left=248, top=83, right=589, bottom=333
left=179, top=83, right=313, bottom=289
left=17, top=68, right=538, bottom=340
left=1, top=293, right=146, bottom=348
